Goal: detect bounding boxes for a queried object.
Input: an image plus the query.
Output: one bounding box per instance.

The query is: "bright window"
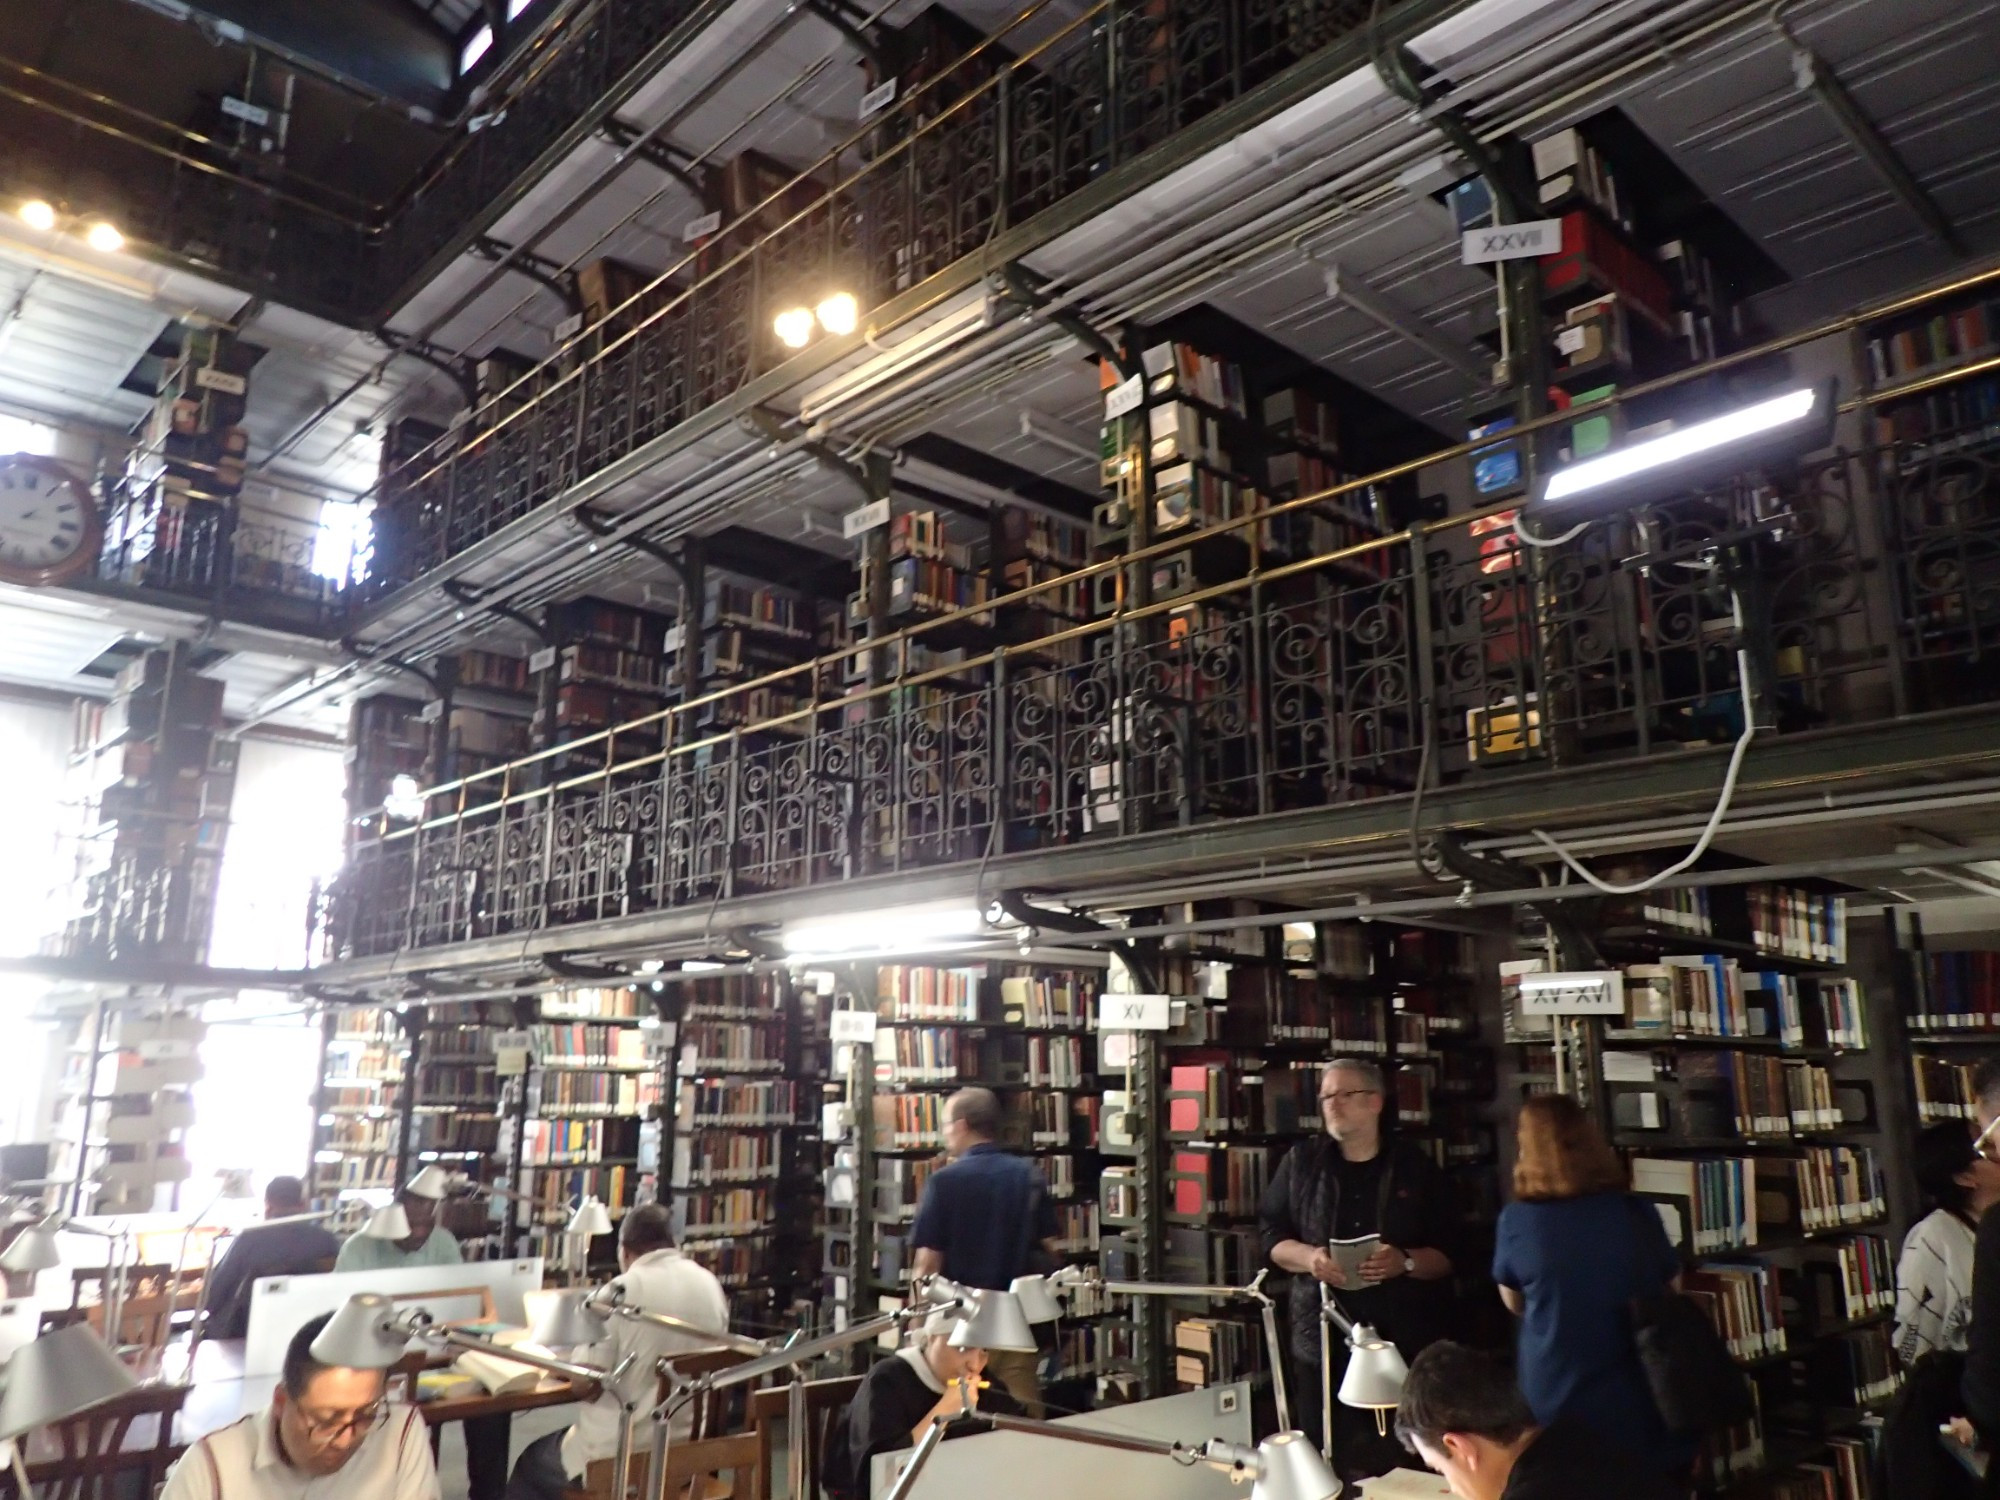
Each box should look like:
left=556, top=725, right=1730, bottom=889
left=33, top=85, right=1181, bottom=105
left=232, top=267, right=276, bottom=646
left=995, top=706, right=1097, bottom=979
left=0, top=413, right=58, bottom=456
left=507, top=0, right=534, bottom=17
left=460, top=23, right=493, bottom=72
left=311, top=498, right=371, bottom=587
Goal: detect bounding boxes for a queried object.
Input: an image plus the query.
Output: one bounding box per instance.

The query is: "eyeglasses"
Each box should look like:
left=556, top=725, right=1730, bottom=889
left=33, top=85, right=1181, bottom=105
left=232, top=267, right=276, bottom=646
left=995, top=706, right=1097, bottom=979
left=295, top=1402, right=388, bottom=1443
left=1319, top=1089, right=1381, bottom=1105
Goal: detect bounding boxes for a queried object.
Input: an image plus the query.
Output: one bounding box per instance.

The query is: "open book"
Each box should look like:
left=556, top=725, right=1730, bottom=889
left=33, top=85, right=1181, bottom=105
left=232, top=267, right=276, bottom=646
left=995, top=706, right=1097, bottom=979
left=1327, top=1234, right=1381, bottom=1284
left=451, top=1345, right=556, bottom=1396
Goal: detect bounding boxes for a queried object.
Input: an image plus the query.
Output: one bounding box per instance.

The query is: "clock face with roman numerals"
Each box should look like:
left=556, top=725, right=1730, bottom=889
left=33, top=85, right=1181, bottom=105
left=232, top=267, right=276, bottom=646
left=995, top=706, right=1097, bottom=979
left=0, top=454, right=102, bottom=587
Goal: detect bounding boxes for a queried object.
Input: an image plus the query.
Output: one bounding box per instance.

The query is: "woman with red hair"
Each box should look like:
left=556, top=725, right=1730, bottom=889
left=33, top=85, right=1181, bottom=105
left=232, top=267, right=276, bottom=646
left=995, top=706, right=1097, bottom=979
left=1492, top=1093, right=1691, bottom=1480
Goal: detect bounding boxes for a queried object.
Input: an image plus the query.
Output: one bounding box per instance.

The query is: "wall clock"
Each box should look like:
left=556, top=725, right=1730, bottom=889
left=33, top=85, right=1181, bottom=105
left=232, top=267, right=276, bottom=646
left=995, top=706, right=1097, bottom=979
left=0, top=453, right=103, bottom=588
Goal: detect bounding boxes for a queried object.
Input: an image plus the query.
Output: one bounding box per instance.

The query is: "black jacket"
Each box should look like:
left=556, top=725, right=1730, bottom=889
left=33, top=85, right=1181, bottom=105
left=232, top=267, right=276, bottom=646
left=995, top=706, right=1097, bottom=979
left=1964, top=1204, right=2000, bottom=1440
left=1257, top=1134, right=1455, bottom=1360
left=821, top=1355, right=1024, bottom=1500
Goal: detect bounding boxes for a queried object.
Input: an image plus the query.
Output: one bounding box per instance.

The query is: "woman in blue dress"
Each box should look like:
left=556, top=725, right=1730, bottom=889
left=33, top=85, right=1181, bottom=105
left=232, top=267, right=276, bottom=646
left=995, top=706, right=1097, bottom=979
left=1492, top=1092, right=1693, bottom=1481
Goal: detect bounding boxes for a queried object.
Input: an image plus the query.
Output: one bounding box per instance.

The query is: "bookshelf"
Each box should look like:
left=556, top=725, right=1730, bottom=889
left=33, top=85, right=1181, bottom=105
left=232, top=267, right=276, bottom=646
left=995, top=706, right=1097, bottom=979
left=50, top=1004, right=205, bottom=1215
left=1499, top=864, right=1894, bottom=1498
left=531, top=597, right=678, bottom=778
left=501, top=985, right=665, bottom=1277
left=311, top=1006, right=412, bottom=1230
left=667, top=971, right=825, bottom=1333
left=1893, top=913, right=2000, bottom=1136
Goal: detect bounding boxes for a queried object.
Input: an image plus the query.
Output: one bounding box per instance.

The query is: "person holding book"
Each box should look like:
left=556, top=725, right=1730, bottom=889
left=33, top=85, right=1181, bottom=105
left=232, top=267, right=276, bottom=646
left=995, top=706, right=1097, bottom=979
left=1393, top=1341, right=1679, bottom=1500
left=1490, top=1094, right=1691, bottom=1482
left=1259, top=1057, right=1455, bottom=1472
left=909, top=1087, right=1060, bottom=1416
left=161, top=1312, right=441, bottom=1500
left=820, top=1310, right=1026, bottom=1500
left=506, top=1204, right=731, bottom=1500
left=1897, top=1121, right=2000, bottom=1365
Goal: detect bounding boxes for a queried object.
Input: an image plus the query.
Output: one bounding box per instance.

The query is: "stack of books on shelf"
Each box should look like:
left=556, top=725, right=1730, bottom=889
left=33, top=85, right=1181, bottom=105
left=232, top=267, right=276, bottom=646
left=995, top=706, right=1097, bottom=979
left=536, top=1071, right=659, bottom=1117
left=680, top=1079, right=798, bottom=1126
left=1684, top=1260, right=1785, bottom=1360
left=1630, top=1155, right=1757, bottom=1252
left=1792, top=1236, right=1895, bottom=1326
left=1745, top=885, right=1848, bottom=963
left=877, top=965, right=984, bottom=1020
left=682, top=1186, right=773, bottom=1238
left=1165, top=1144, right=1275, bottom=1219
left=1912, top=1055, right=1976, bottom=1123
left=998, top=972, right=1094, bottom=1028
left=1910, top=950, right=2000, bottom=1029
left=674, top=1132, right=781, bottom=1184
left=546, top=986, right=643, bottom=1019
left=1759, top=1147, right=1886, bottom=1234
left=531, top=1024, right=651, bottom=1068
left=682, top=1021, right=784, bottom=1073
left=1173, top=1316, right=1266, bottom=1391
left=521, top=1119, right=623, bottom=1166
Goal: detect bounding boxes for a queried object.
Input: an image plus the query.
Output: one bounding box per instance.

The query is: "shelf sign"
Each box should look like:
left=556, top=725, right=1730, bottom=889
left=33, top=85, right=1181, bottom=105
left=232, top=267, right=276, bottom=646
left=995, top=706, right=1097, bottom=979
left=1461, top=219, right=1563, bottom=265
left=494, top=1029, right=534, bottom=1076
left=554, top=313, right=584, bottom=342
left=682, top=210, right=722, bottom=243
left=529, top=645, right=558, bottom=673
left=1518, top=970, right=1625, bottom=1016
left=842, top=498, right=891, bottom=539
left=830, top=1010, right=879, bottom=1044
left=1104, top=373, right=1144, bottom=420
left=859, top=78, right=897, bottom=119
left=193, top=367, right=248, bottom=396
left=220, top=96, right=272, bottom=127
left=1097, top=994, right=1172, bottom=1031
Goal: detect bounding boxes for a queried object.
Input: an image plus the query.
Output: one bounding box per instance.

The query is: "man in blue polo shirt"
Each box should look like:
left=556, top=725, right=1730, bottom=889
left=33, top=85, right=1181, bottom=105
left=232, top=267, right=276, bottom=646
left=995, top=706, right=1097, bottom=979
left=910, top=1087, right=1059, bottom=1416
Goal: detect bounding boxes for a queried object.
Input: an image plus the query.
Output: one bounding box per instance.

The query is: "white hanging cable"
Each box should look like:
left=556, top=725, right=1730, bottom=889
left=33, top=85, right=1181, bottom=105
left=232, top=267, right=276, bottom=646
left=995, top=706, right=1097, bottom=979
left=1511, top=512, right=1592, bottom=549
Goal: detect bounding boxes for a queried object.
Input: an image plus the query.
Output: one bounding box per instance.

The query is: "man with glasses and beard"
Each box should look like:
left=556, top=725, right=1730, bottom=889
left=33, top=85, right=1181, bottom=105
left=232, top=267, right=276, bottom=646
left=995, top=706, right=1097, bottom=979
left=1259, top=1058, right=1457, bottom=1477
left=161, top=1312, right=440, bottom=1500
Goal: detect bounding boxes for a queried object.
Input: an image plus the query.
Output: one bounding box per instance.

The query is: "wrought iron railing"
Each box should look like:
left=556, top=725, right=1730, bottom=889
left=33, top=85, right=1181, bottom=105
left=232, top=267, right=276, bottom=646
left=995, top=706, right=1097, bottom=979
left=320, top=327, right=2000, bottom=962
left=358, top=0, right=1400, bottom=597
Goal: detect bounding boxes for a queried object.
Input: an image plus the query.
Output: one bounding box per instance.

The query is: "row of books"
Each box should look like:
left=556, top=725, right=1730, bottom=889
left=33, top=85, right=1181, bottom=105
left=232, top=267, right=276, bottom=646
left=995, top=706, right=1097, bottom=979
left=1167, top=1144, right=1275, bottom=1218
left=455, top=649, right=532, bottom=693
left=407, top=1114, right=501, bottom=1153
left=874, top=1025, right=982, bottom=1083
left=1909, top=950, right=2000, bottom=1030
left=1912, top=1055, right=1977, bottom=1123
left=1052, top=1201, right=1099, bottom=1253
left=412, top=1064, right=500, bottom=1102
left=1031, top=1090, right=1098, bottom=1147
left=422, top=1024, right=512, bottom=1058
left=678, top=1079, right=798, bottom=1126
left=516, top=1165, right=634, bottom=1217
left=682, top=1238, right=770, bottom=1288
left=682, top=975, right=781, bottom=1019
left=1167, top=1061, right=1322, bottom=1137
left=681, top=1021, right=785, bottom=1072
left=887, top=556, right=991, bottom=617
left=1173, top=1315, right=1267, bottom=1390
left=1056, top=1321, right=1122, bottom=1382
left=672, top=1130, right=781, bottom=1184
left=1866, top=295, right=2000, bottom=383
left=535, top=1071, right=661, bottom=1117
left=877, top=965, right=984, bottom=1020
left=1746, top=885, right=1848, bottom=964
left=998, top=973, right=1095, bottom=1030
left=681, top=1186, right=774, bottom=1237
left=529, top=1024, right=652, bottom=1068
left=872, top=1157, right=940, bottom=1219
left=322, top=1117, right=397, bottom=1154
left=873, top=1090, right=947, bottom=1149
left=559, top=642, right=671, bottom=693
left=1798, top=1234, right=1896, bottom=1326
left=709, top=579, right=814, bottom=640
left=1685, top=1259, right=1785, bottom=1359
left=1871, top=375, right=2000, bottom=447
left=1689, top=1052, right=1843, bottom=1137
left=1140, top=340, right=1251, bottom=419
left=1773, top=1146, right=1889, bottom=1235
left=1760, top=1438, right=1872, bottom=1500
left=520, top=1118, right=623, bottom=1166
left=1024, top=1035, right=1085, bottom=1087
left=545, top=986, right=643, bottom=1019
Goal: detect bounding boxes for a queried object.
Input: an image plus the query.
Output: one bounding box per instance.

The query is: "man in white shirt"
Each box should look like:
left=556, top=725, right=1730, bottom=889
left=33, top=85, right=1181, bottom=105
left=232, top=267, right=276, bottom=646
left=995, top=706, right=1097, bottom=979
left=506, top=1204, right=731, bottom=1500
left=162, top=1312, right=440, bottom=1500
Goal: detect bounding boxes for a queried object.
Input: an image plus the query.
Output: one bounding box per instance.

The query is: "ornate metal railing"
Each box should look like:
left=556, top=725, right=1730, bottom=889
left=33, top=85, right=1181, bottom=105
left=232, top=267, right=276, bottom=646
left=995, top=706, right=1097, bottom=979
left=359, top=0, right=1402, bottom=596
left=320, top=366, right=2000, bottom=961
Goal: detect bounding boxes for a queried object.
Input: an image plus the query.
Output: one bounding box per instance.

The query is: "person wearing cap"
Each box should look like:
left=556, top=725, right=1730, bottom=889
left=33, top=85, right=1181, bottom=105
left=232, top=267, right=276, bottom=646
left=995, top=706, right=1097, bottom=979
left=161, top=1311, right=440, bottom=1500
left=819, top=1312, right=1026, bottom=1500
left=333, top=1169, right=463, bottom=1273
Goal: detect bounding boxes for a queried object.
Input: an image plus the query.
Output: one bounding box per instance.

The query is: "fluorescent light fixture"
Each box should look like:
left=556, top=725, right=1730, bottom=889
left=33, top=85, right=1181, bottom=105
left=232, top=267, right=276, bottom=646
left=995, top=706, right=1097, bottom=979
left=781, top=905, right=985, bottom=957
left=815, top=291, right=859, bottom=336
left=83, top=221, right=123, bottom=254
left=774, top=306, right=815, bottom=349
left=1530, top=383, right=1834, bottom=524
left=507, top=0, right=533, bottom=15
left=459, top=24, right=492, bottom=72
left=18, top=200, right=55, bottom=233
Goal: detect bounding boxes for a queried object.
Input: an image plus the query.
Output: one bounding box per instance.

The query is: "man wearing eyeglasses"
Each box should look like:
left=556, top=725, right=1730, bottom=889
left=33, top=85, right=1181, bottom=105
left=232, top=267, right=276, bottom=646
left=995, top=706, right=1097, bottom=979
left=161, top=1311, right=440, bottom=1500
left=1259, top=1057, right=1456, bottom=1477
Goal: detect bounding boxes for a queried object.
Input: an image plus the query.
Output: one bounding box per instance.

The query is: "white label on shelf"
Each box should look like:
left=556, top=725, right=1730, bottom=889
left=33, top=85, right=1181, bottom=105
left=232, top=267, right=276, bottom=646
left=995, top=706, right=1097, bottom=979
left=220, top=96, right=272, bottom=127
left=1519, top=970, right=1625, bottom=1015
left=136, top=1039, right=197, bottom=1060
left=842, top=498, right=891, bottom=538
left=1555, top=325, right=1588, bottom=355
left=1460, top=219, right=1563, bottom=264
left=830, top=1010, right=879, bottom=1044
left=494, top=1029, right=533, bottom=1077
left=1100, top=1031, right=1135, bottom=1069
left=417, top=699, right=443, bottom=723
left=1104, top=373, right=1144, bottom=420
left=682, top=210, right=722, bottom=243
left=529, top=645, right=558, bottom=673
left=859, top=78, right=897, bottom=118
left=1601, top=1051, right=1654, bottom=1083
left=554, top=313, right=584, bottom=342
left=1097, top=994, right=1171, bottom=1031
left=193, top=367, right=248, bottom=395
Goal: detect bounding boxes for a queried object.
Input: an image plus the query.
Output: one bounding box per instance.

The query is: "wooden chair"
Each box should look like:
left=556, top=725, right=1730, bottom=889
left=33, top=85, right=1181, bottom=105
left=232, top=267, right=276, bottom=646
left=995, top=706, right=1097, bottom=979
left=69, top=1264, right=172, bottom=1312
left=748, top=1375, right=862, bottom=1500
left=659, top=1348, right=759, bottom=1440
left=84, top=1290, right=173, bottom=1350
left=3, top=1383, right=190, bottom=1500
left=573, top=1433, right=764, bottom=1500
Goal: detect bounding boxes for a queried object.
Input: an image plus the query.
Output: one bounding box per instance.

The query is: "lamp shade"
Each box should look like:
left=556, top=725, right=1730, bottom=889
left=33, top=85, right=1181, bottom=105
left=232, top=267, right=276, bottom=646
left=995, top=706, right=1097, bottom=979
left=567, top=1197, right=613, bottom=1237
left=1008, top=1275, right=1062, bottom=1325
left=308, top=1293, right=411, bottom=1369
left=0, top=1223, right=61, bottom=1274
left=1336, top=1329, right=1408, bottom=1411
left=362, top=1203, right=412, bottom=1240
left=403, top=1165, right=454, bottom=1199
left=1249, top=1433, right=1342, bottom=1500
left=947, top=1289, right=1037, bottom=1353
left=530, top=1289, right=610, bottom=1347
left=0, top=1324, right=138, bottom=1439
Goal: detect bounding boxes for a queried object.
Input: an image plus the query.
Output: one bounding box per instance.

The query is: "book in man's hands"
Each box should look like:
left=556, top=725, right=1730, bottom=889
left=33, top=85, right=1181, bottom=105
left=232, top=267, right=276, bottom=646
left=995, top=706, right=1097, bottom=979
left=1328, top=1234, right=1381, bottom=1284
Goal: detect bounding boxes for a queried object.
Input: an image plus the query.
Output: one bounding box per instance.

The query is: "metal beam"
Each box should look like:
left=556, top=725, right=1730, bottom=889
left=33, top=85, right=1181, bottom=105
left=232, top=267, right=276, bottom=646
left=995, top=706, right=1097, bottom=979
left=469, top=235, right=584, bottom=315
left=1312, top=257, right=1491, bottom=384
